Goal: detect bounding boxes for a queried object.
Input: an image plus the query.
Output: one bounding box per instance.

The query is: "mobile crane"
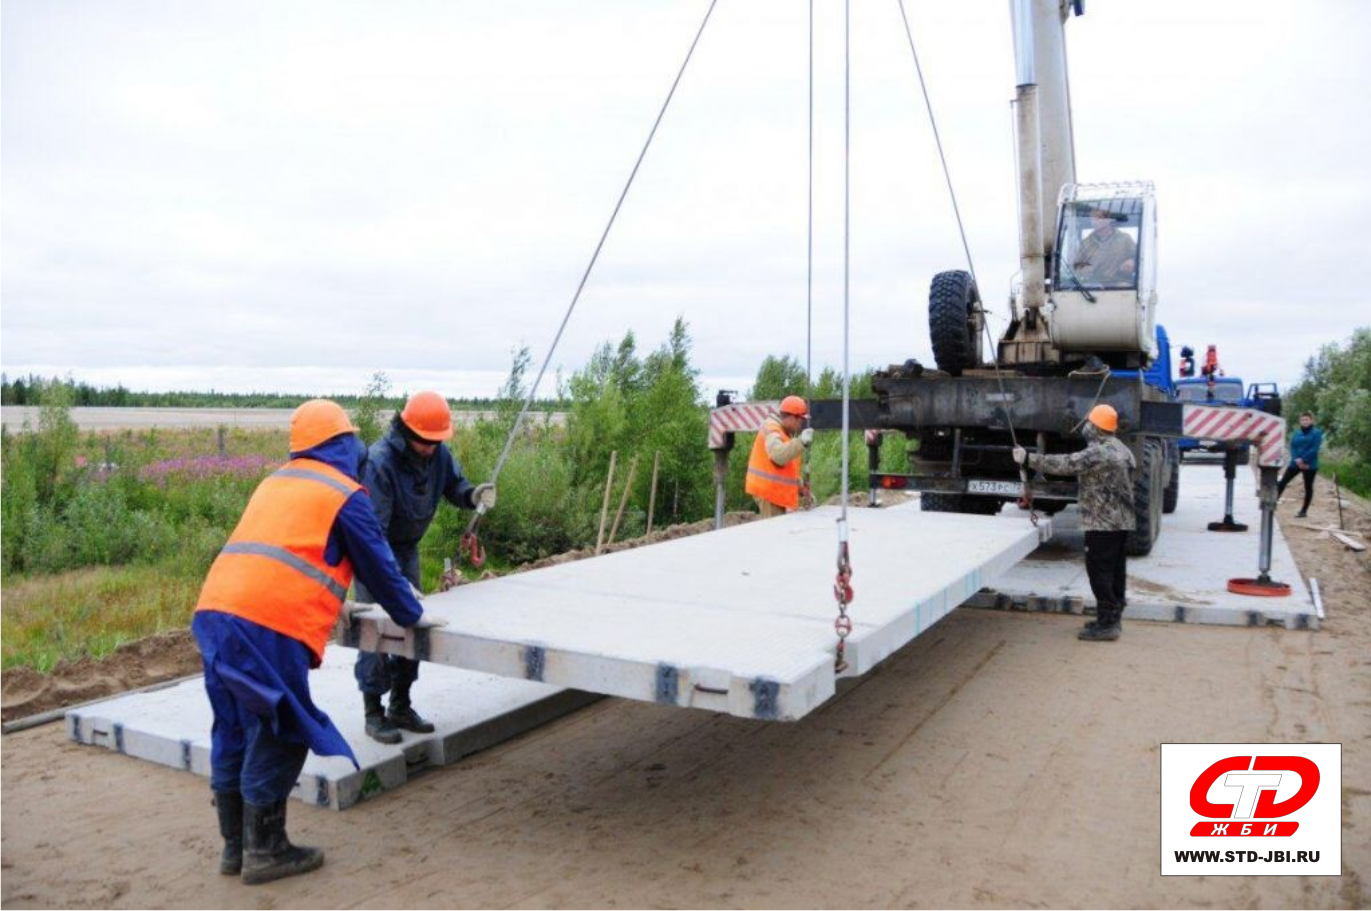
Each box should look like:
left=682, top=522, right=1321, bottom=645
left=710, top=0, right=1291, bottom=593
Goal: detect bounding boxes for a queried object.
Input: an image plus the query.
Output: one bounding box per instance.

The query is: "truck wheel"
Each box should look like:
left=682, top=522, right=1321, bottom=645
left=929, top=270, right=980, bottom=376
left=1126, top=439, right=1163, bottom=556
left=1162, top=441, right=1180, bottom=514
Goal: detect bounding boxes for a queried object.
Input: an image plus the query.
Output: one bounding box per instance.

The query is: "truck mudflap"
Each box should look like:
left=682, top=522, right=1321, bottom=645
left=872, top=473, right=1078, bottom=501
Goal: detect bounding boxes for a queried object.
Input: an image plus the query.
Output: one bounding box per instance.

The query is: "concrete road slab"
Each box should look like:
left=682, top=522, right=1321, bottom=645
left=348, top=504, right=1046, bottom=721
left=969, top=462, right=1317, bottom=628
left=65, top=646, right=596, bottom=810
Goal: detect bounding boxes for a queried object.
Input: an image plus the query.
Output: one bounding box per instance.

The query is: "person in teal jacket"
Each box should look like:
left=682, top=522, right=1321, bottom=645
left=1277, top=412, right=1323, bottom=518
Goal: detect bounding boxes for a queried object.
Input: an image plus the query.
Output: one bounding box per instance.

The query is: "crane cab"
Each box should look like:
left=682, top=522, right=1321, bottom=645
left=1048, top=182, right=1158, bottom=365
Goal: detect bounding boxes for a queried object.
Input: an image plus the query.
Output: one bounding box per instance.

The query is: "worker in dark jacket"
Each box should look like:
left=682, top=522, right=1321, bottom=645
left=193, top=399, right=432, bottom=885
left=1277, top=412, right=1323, bottom=518
left=1015, top=404, right=1136, bottom=641
left=354, top=391, right=495, bottom=744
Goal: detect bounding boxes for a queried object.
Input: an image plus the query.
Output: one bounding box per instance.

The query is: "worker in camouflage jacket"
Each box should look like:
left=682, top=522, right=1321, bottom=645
left=1014, top=404, right=1135, bottom=641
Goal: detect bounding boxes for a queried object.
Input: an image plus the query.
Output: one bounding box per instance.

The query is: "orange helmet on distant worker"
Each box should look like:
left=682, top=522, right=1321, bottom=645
left=400, top=391, right=454, bottom=442
left=290, top=399, right=359, bottom=453
left=779, top=395, right=809, bottom=418
left=1087, top=404, right=1119, bottom=433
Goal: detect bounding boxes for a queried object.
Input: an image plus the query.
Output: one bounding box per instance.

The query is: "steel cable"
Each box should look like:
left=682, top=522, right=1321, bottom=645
left=486, top=0, right=722, bottom=489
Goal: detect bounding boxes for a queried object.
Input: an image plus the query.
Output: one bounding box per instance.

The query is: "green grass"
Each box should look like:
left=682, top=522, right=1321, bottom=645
left=1322, top=450, right=1371, bottom=500
left=1, top=563, right=203, bottom=672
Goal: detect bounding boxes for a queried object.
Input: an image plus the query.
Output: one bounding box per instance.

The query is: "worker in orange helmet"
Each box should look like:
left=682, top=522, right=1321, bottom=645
left=744, top=395, right=813, bottom=518
left=353, top=391, right=495, bottom=744
left=193, top=400, right=434, bottom=884
left=1013, top=403, right=1136, bottom=641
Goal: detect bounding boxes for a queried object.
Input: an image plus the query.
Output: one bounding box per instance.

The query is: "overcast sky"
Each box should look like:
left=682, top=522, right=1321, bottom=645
left=3, top=0, right=1369, bottom=401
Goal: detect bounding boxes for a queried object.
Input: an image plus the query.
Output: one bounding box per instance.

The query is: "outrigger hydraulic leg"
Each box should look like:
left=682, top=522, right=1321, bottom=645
left=1207, top=446, right=1248, bottom=532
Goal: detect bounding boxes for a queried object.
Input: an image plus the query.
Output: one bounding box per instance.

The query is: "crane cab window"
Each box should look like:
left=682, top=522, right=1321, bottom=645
left=1055, top=198, right=1142, bottom=291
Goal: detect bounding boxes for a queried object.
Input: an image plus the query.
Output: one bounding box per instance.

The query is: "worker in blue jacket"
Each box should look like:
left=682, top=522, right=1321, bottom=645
left=194, top=400, right=431, bottom=884
left=1278, top=411, right=1324, bottom=518
left=354, top=391, right=496, bottom=744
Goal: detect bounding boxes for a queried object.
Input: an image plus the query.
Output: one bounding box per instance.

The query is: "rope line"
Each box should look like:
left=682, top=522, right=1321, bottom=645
left=896, top=0, right=1039, bottom=519
left=839, top=0, right=852, bottom=527
left=486, top=0, right=722, bottom=489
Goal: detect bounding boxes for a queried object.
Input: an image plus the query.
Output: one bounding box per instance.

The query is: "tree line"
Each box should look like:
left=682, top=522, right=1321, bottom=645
left=0, top=373, right=567, bottom=411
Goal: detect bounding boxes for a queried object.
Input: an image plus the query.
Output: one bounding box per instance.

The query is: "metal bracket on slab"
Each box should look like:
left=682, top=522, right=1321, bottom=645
left=654, top=664, right=679, bottom=705
left=750, top=678, right=780, bottom=720
left=523, top=645, right=546, bottom=682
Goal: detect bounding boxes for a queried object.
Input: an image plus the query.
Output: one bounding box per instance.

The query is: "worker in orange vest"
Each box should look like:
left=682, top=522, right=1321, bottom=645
left=193, top=400, right=433, bottom=885
left=744, top=395, right=813, bottom=518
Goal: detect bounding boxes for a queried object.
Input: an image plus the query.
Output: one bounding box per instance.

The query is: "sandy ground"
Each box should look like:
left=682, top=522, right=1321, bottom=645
left=2, top=479, right=1367, bottom=909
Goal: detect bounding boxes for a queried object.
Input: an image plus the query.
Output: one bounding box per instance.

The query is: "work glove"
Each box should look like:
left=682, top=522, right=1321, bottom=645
left=472, top=482, right=497, bottom=510
left=1012, top=446, right=1027, bottom=465
left=409, top=582, right=426, bottom=601
left=799, top=428, right=815, bottom=447
left=414, top=612, right=448, bottom=629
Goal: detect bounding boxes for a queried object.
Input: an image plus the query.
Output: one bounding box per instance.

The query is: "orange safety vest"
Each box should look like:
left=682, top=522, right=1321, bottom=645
left=744, top=417, right=802, bottom=510
left=196, top=458, right=361, bottom=664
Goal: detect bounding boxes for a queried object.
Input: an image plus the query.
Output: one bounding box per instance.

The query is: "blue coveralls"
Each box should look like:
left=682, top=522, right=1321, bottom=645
left=193, top=434, right=424, bottom=806
left=354, top=418, right=476, bottom=696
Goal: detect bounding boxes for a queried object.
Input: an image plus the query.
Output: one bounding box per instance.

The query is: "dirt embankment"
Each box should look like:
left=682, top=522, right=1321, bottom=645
left=1, top=513, right=764, bottom=723
left=1, top=630, right=201, bottom=723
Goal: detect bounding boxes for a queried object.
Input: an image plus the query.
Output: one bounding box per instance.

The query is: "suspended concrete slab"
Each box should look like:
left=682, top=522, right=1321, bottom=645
left=966, top=463, right=1319, bottom=629
left=66, top=646, right=597, bottom=810
left=346, top=505, right=1047, bottom=722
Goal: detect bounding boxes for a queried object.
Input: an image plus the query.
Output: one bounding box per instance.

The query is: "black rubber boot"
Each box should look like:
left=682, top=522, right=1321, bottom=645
left=364, top=693, right=401, bottom=744
left=1079, top=606, right=1121, bottom=641
left=241, top=800, right=324, bottom=885
left=387, top=685, right=435, bottom=734
left=213, top=790, right=243, bottom=876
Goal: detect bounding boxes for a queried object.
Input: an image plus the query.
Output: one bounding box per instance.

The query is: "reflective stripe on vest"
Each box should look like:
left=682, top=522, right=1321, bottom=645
left=746, top=465, right=802, bottom=487
left=272, top=467, right=358, bottom=496
left=744, top=417, right=801, bottom=510
left=219, top=541, right=350, bottom=602
left=196, top=458, right=361, bottom=664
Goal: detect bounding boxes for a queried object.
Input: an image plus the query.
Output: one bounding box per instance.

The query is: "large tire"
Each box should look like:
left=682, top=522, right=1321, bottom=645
left=1162, top=441, right=1180, bottom=514
left=1126, top=439, right=1164, bottom=556
left=928, top=270, right=981, bottom=376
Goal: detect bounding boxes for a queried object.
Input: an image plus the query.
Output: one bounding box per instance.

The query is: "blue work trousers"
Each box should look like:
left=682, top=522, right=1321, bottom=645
left=354, top=545, right=422, bottom=697
left=193, top=612, right=356, bottom=805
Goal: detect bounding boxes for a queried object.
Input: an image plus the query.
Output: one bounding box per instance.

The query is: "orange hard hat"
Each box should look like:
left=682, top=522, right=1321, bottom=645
left=400, top=390, right=454, bottom=442
left=779, top=395, right=809, bottom=418
left=1087, top=404, right=1119, bottom=433
left=290, top=399, right=359, bottom=453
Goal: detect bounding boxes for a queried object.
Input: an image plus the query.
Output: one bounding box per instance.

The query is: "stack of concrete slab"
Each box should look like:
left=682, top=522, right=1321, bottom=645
left=967, top=463, right=1319, bottom=628
left=66, top=647, right=597, bottom=810
left=348, top=504, right=1047, bottom=721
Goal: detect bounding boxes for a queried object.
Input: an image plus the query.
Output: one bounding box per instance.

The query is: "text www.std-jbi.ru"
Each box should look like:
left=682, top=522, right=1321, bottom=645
left=1173, top=850, right=1322, bottom=863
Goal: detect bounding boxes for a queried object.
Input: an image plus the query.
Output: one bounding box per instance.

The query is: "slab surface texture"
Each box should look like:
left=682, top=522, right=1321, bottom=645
left=969, top=462, right=1317, bottom=628
left=65, top=646, right=594, bottom=810
left=349, top=504, right=1046, bottom=721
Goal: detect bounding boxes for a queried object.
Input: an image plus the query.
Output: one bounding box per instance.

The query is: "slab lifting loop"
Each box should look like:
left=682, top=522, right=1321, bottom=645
left=895, top=0, right=1037, bottom=525
left=833, top=0, right=855, bottom=674
left=455, top=0, right=722, bottom=567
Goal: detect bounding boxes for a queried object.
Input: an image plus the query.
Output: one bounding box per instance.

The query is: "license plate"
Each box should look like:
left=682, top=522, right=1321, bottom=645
left=966, top=479, right=1022, bottom=496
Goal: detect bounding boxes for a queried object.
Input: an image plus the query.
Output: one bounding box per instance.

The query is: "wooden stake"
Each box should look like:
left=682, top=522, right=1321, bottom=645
left=646, top=451, right=662, bottom=536
left=595, top=451, right=618, bottom=555
left=608, top=454, right=640, bottom=546
left=1333, top=472, right=1345, bottom=530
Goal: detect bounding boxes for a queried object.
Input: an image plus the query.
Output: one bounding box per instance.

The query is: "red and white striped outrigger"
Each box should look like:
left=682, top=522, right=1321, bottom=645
left=707, top=402, right=779, bottom=451
left=1180, top=404, right=1285, bottom=468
